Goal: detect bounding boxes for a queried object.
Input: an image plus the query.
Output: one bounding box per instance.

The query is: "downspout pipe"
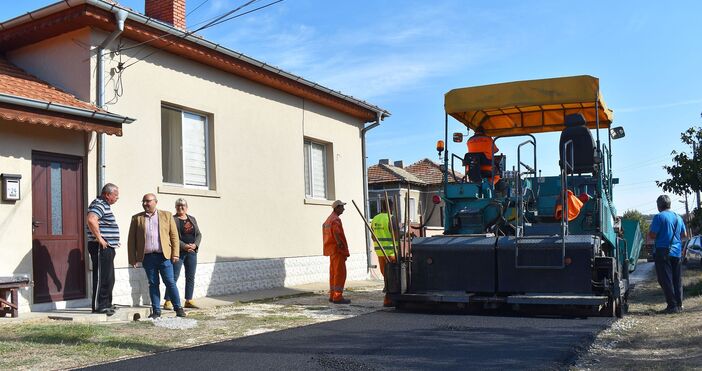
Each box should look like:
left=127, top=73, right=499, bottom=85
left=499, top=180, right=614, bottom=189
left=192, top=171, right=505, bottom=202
left=96, top=8, right=127, bottom=194
left=361, top=113, right=381, bottom=271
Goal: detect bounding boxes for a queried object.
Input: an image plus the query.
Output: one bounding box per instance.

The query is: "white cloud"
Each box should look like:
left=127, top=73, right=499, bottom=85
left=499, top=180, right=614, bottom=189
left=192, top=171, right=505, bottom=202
left=198, top=1, right=503, bottom=100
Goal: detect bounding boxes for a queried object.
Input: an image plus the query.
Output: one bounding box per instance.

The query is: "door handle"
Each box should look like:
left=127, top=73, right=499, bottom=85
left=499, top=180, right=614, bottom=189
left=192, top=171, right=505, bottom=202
left=32, top=219, right=44, bottom=232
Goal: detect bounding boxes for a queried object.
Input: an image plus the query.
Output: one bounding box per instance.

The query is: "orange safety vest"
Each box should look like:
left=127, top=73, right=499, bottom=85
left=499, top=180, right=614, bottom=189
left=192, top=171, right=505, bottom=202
left=467, top=135, right=498, bottom=161
left=467, top=134, right=500, bottom=184
left=554, top=190, right=584, bottom=221
left=323, top=212, right=350, bottom=257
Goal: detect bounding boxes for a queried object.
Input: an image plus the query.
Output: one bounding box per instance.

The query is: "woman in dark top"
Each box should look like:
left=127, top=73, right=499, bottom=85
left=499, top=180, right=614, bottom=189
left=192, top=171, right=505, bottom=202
left=164, top=198, right=202, bottom=309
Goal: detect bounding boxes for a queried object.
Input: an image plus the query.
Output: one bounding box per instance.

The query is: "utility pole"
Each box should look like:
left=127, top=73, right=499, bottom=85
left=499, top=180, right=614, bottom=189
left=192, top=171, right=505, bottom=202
left=696, top=142, right=701, bottom=209
left=684, top=192, right=690, bottom=223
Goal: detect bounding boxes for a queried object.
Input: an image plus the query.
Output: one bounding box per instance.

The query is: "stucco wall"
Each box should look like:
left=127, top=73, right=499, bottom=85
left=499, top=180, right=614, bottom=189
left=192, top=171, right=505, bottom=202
left=96, top=34, right=369, bottom=268
left=7, top=29, right=92, bottom=102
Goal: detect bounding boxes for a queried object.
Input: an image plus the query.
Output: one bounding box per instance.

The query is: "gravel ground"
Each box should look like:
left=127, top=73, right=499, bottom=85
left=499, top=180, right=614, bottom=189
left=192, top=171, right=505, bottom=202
left=571, top=262, right=702, bottom=370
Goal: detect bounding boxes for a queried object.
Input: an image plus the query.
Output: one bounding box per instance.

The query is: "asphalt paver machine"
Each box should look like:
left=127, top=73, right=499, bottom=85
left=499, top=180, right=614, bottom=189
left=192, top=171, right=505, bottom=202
left=386, top=75, right=641, bottom=317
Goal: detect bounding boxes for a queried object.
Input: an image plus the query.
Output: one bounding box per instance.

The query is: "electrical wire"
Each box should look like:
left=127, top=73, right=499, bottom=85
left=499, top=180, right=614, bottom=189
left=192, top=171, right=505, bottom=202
left=187, top=0, right=210, bottom=17
left=119, top=0, right=261, bottom=55
left=120, top=0, right=282, bottom=71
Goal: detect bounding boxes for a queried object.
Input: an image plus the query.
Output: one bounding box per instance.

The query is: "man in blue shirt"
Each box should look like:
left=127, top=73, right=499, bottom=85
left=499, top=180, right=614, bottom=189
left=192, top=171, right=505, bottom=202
left=648, top=195, right=687, bottom=314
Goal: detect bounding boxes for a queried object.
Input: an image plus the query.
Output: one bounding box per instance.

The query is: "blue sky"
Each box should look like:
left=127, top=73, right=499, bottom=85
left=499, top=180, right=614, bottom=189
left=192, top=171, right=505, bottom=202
left=3, top=0, right=702, bottom=215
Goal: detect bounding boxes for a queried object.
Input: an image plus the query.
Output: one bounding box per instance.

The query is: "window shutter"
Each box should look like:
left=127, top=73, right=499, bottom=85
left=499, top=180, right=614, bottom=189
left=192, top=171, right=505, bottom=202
left=310, top=142, right=326, bottom=198
left=182, top=112, right=208, bottom=187
left=304, top=142, right=311, bottom=197
left=409, top=198, right=416, bottom=222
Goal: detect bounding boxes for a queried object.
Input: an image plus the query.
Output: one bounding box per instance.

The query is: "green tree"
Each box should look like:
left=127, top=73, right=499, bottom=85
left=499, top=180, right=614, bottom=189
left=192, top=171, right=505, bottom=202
left=656, top=126, right=702, bottom=235
left=656, top=127, right=702, bottom=196
left=622, top=209, right=649, bottom=235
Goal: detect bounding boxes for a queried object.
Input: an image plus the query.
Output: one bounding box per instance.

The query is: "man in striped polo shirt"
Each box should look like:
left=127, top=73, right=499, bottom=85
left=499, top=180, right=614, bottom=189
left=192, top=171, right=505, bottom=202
left=86, top=183, right=120, bottom=316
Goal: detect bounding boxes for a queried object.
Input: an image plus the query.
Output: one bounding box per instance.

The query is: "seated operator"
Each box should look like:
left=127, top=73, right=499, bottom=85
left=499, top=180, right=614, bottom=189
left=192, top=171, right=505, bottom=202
left=466, top=126, right=501, bottom=184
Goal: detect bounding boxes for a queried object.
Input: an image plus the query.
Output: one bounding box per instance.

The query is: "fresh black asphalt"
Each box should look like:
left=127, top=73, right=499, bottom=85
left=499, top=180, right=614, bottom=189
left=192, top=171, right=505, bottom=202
left=84, top=310, right=613, bottom=370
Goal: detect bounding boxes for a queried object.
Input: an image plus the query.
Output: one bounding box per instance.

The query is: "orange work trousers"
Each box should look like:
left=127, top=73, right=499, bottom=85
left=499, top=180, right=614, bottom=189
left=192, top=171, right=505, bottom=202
left=378, top=255, right=397, bottom=305
left=329, top=253, right=347, bottom=302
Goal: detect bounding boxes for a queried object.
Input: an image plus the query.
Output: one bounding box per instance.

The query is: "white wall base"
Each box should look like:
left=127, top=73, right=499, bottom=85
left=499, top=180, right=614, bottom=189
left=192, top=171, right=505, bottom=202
left=22, top=253, right=369, bottom=312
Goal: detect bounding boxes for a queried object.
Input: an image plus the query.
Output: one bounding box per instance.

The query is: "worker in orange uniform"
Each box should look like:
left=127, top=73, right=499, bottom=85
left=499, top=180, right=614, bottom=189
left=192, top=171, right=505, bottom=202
left=323, top=200, right=351, bottom=304
left=467, top=126, right=500, bottom=184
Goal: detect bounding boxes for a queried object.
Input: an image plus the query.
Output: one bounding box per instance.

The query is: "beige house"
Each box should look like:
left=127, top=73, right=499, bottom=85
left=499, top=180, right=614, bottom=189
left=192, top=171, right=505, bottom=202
left=0, top=0, right=388, bottom=313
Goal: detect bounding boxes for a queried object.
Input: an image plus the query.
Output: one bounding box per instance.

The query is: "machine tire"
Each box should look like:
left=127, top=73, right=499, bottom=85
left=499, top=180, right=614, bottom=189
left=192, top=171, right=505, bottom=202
left=622, top=260, right=630, bottom=281
left=601, top=296, right=617, bottom=317
left=615, top=295, right=625, bottom=318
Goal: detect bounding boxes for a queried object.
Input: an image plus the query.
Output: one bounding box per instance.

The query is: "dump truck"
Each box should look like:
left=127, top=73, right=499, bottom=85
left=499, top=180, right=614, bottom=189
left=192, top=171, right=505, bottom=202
left=385, top=75, right=642, bottom=317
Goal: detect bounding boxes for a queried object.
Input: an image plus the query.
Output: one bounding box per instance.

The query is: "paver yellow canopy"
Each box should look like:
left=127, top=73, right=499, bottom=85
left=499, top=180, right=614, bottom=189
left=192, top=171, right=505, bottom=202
left=444, top=75, right=614, bottom=136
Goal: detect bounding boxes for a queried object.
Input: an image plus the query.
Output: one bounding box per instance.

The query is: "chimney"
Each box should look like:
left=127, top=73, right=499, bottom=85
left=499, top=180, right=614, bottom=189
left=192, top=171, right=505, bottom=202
left=145, top=0, right=186, bottom=29
left=393, top=160, right=404, bottom=168
left=379, top=159, right=390, bottom=165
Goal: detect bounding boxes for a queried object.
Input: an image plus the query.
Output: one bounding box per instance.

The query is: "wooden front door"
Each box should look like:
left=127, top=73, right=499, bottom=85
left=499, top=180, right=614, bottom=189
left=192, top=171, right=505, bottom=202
left=31, top=152, right=85, bottom=303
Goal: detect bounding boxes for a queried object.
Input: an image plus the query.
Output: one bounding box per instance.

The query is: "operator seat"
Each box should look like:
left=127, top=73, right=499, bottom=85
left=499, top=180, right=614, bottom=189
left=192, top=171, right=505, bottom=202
left=463, top=153, right=503, bottom=183
left=559, top=113, right=597, bottom=174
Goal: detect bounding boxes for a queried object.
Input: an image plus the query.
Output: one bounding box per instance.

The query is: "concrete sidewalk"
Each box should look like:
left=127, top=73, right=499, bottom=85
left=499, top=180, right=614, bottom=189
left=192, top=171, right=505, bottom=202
left=10, top=279, right=385, bottom=323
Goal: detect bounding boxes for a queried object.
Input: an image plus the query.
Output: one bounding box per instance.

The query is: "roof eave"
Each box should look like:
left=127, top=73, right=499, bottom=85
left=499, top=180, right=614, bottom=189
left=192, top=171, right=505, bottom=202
left=0, top=0, right=390, bottom=122
left=0, top=93, right=135, bottom=124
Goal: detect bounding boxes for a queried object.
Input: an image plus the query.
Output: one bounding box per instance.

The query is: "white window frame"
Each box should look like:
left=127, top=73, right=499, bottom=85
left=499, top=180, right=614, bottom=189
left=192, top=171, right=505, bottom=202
left=162, top=106, right=211, bottom=189
left=304, top=139, right=328, bottom=199
left=409, top=197, right=417, bottom=222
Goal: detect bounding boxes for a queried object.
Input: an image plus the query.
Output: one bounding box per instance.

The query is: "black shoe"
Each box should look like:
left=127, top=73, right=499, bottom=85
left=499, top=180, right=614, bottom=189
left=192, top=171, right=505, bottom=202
left=97, top=308, right=115, bottom=316
left=332, top=298, right=351, bottom=305
left=148, top=312, right=161, bottom=319
left=659, top=306, right=680, bottom=314
left=175, top=307, right=187, bottom=317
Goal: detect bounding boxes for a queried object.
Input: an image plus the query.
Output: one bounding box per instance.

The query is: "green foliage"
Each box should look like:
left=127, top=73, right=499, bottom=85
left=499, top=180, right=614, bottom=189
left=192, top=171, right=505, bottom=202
left=623, top=209, right=650, bottom=234
left=656, top=127, right=702, bottom=196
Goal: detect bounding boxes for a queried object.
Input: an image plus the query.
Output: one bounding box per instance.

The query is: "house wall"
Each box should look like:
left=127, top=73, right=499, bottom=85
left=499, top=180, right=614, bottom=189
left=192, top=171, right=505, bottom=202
left=0, top=119, right=87, bottom=310
left=0, top=28, right=373, bottom=312
left=6, top=29, right=92, bottom=102
left=89, top=32, right=370, bottom=305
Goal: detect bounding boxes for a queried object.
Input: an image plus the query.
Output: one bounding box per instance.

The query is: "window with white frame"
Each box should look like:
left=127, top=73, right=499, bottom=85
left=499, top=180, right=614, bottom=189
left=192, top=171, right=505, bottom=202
left=161, top=106, right=211, bottom=188
left=409, top=197, right=417, bottom=222
left=304, top=139, right=328, bottom=199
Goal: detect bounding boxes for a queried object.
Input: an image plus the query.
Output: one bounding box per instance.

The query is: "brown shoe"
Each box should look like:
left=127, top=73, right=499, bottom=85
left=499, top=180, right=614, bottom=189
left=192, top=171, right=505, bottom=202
left=332, top=298, right=351, bottom=304
left=184, top=300, right=199, bottom=309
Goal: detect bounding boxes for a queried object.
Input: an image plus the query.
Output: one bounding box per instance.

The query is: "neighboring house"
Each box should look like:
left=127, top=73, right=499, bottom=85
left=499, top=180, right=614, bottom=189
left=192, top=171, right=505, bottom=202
left=367, top=158, right=461, bottom=236
left=0, top=0, right=388, bottom=313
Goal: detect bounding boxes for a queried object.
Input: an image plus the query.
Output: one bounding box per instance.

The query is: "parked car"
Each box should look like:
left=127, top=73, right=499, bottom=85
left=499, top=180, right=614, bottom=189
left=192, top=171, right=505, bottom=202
left=683, top=236, right=702, bottom=266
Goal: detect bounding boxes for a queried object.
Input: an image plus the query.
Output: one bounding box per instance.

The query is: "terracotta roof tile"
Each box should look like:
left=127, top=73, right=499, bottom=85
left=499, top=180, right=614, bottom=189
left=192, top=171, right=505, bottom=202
left=0, top=56, right=102, bottom=112
left=368, top=164, right=400, bottom=184
left=0, top=56, right=124, bottom=135
left=367, top=164, right=426, bottom=185
left=369, top=158, right=465, bottom=186
left=406, top=158, right=464, bottom=184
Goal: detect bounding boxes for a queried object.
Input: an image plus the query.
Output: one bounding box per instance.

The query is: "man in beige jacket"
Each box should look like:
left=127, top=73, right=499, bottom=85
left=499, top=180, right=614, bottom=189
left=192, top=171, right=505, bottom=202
left=127, top=193, right=185, bottom=318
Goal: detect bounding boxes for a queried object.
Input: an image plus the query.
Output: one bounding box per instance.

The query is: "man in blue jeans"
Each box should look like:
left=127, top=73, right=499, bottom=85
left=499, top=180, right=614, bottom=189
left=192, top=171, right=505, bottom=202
left=648, top=195, right=687, bottom=314
left=127, top=193, right=186, bottom=318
